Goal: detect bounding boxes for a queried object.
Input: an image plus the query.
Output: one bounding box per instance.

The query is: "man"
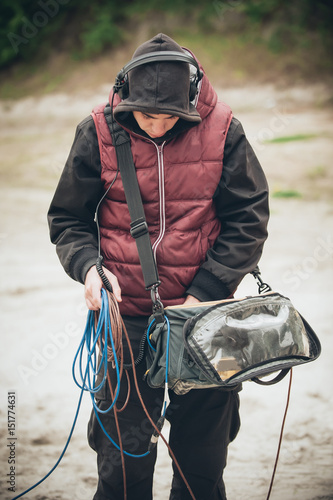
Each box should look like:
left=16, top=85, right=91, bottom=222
left=48, top=33, right=269, bottom=500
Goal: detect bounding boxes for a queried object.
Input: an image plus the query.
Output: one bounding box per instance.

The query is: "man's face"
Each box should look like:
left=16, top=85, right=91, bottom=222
left=133, top=111, right=179, bottom=138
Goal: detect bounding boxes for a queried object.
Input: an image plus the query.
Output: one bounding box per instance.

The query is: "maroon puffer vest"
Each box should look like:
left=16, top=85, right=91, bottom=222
left=92, top=81, right=232, bottom=316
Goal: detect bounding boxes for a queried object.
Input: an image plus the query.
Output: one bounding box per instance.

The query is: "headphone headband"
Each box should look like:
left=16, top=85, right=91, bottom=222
left=114, top=51, right=203, bottom=92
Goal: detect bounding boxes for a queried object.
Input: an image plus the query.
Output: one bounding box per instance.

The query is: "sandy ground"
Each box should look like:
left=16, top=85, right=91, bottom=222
left=0, top=83, right=333, bottom=500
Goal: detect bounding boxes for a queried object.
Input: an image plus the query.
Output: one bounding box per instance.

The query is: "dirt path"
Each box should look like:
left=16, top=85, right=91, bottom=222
left=0, top=84, right=332, bottom=499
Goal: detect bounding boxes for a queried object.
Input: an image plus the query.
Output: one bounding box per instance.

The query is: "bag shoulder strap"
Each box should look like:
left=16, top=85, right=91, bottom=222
left=103, top=104, right=160, bottom=292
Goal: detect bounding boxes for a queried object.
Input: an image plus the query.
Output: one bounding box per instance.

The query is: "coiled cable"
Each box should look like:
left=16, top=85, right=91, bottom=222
left=11, top=287, right=196, bottom=500
left=10, top=289, right=145, bottom=500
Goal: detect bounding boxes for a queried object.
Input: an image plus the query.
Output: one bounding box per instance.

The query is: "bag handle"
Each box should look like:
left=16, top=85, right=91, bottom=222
left=251, top=368, right=290, bottom=386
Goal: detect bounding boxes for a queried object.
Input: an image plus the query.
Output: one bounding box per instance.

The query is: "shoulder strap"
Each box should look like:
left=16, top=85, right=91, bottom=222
left=103, top=104, right=161, bottom=293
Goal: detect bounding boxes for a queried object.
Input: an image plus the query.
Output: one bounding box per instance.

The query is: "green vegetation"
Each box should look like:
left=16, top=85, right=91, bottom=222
left=264, top=134, right=318, bottom=144
left=272, top=189, right=302, bottom=198
left=0, top=1, right=332, bottom=98
left=1, top=0, right=332, bottom=68
left=307, top=165, right=328, bottom=180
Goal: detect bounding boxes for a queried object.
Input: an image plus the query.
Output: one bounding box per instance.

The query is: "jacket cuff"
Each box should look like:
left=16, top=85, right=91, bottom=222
left=186, top=268, right=232, bottom=302
left=69, top=247, right=99, bottom=284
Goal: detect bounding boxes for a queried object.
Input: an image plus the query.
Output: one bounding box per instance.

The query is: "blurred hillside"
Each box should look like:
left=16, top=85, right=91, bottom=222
left=0, top=0, right=333, bottom=98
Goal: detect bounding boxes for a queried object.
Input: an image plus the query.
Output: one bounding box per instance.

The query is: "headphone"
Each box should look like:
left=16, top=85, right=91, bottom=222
left=113, top=51, right=203, bottom=101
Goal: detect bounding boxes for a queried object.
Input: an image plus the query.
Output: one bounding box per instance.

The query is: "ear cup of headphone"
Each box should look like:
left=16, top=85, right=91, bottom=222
left=189, top=79, right=198, bottom=101
left=118, top=76, right=129, bottom=100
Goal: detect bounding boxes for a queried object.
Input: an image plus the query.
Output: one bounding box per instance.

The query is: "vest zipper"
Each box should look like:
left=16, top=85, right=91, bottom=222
left=151, top=141, right=166, bottom=261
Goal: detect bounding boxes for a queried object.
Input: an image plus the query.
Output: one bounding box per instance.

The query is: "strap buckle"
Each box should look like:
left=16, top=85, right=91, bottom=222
left=150, top=285, right=164, bottom=322
left=251, top=266, right=272, bottom=295
left=130, top=219, right=149, bottom=239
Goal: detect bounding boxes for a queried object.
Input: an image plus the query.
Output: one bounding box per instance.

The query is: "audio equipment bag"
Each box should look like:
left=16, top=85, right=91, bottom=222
left=107, top=109, right=321, bottom=395
left=144, top=285, right=321, bottom=395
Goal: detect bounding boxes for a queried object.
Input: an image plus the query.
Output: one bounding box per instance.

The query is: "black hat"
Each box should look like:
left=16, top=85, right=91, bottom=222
left=113, top=33, right=202, bottom=124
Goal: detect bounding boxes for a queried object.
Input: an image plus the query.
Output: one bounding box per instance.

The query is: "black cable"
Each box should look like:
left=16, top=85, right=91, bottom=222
left=123, top=329, right=147, bottom=370
left=96, top=256, right=113, bottom=293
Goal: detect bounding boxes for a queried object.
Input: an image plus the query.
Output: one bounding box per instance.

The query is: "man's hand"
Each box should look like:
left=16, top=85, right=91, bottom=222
left=183, top=294, right=201, bottom=306
left=84, top=266, right=122, bottom=310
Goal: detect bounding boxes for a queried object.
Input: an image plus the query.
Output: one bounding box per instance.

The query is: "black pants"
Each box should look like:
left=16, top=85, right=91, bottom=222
left=87, top=316, right=241, bottom=500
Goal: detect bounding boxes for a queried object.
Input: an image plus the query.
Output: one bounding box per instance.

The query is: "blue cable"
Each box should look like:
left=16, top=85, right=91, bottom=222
left=73, top=288, right=149, bottom=456
left=11, top=289, right=150, bottom=499
left=146, top=315, right=170, bottom=417
left=146, top=318, right=157, bottom=351
left=11, top=359, right=88, bottom=499
left=146, top=315, right=170, bottom=452
left=163, top=316, right=171, bottom=417
left=72, top=288, right=121, bottom=415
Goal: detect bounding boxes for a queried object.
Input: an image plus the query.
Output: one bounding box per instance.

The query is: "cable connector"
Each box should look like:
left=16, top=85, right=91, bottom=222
left=148, top=416, right=165, bottom=452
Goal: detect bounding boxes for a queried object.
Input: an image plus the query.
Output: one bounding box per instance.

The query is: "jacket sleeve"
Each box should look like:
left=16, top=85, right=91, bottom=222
left=186, top=117, right=269, bottom=301
left=47, top=116, right=104, bottom=284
